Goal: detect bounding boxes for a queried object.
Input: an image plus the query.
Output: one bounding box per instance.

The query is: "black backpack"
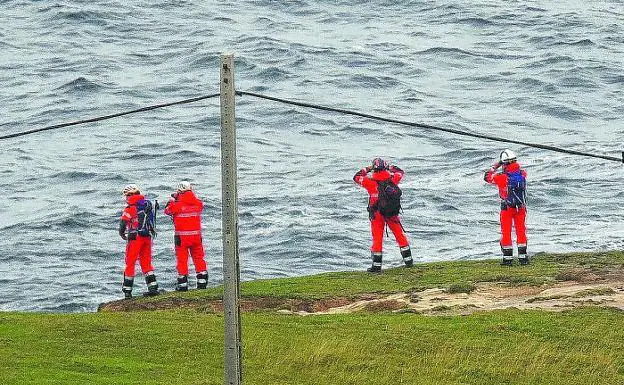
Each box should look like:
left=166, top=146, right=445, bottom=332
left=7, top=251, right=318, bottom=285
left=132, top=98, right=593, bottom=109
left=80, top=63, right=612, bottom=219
left=374, top=180, right=402, bottom=217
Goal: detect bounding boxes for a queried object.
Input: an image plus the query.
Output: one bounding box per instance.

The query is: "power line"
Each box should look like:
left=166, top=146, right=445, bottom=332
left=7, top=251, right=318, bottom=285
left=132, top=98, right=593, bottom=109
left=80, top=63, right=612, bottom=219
left=238, top=91, right=624, bottom=164
left=2, top=89, right=622, bottom=164
left=0, top=93, right=220, bottom=140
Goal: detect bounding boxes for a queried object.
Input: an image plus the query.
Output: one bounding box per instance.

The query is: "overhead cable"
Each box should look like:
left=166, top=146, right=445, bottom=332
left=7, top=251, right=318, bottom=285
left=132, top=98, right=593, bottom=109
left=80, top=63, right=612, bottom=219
left=0, top=93, right=220, bottom=140
left=238, top=90, right=623, bottom=164
left=2, top=89, right=621, bottom=164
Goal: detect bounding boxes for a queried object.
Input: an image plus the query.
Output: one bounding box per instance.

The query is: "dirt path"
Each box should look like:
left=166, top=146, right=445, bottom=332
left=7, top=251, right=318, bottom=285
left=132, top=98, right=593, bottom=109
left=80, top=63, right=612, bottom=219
left=99, top=278, right=624, bottom=315
left=284, top=279, right=624, bottom=316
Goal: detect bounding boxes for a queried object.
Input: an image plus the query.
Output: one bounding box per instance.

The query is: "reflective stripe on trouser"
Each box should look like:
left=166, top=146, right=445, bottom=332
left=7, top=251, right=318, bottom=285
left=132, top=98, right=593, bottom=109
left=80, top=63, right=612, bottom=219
left=177, top=275, right=188, bottom=289
left=501, top=246, right=513, bottom=260
left=499, top=207, right=527, bottom=248
left=175, top=234, right=207, bottom=276
left=518, top=243, right=528, bottom=259
left=196, top=271, right=208, bottom=289
left=122, top=276, right=134, bottom=293
left=400, top=246, right=413, bottom=264
left=124, top=236, right=154, bottom=277
left=370, top=212, right=409, bottom=253
left=145, top=271, right=158, bottom=291
left=371, top=251, right=383, bottom=267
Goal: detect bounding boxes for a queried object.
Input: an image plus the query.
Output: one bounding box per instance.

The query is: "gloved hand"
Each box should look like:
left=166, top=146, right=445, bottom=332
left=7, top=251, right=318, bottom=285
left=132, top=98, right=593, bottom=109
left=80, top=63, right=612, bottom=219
left=365, top=166, right=372, bottom=172
left=118, top=220, right=127, bottom=240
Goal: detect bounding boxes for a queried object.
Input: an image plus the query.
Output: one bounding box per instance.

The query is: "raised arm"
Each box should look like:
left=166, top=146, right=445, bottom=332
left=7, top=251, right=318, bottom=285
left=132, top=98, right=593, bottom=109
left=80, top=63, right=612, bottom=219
left=389, top=164, right=404, bottom=184
left=483, top=162, right=502, bottom=184
left=353, top=166, right=371, bottom=185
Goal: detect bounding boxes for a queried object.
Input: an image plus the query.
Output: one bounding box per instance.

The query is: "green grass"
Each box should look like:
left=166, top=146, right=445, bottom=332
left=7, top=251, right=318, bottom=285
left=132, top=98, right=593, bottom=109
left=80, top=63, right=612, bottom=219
left=128, top=250, right=624, bottom=305
left=3, top=251, right=624, bottom=384
left=0, top=308, right=623, bottom=384
left=446, top=281, right=477, bottom=294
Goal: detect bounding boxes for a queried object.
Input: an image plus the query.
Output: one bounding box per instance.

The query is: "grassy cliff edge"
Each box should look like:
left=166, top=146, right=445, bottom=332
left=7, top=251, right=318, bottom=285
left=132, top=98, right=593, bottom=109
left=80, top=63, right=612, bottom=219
left=1, top=251, right=623, bottom=385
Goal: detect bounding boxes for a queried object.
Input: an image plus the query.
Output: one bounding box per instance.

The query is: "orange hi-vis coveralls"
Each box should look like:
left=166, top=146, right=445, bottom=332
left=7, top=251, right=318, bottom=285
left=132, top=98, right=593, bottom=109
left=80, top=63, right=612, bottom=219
left=353, top=165, right=412, bottom=269
left=484, top=162, right=528, bottom=260
left=119, top=193, right=158, bottom=296
left=164, top=190, right=207, bottom=283
left=120, top=194, right=155, bottom=277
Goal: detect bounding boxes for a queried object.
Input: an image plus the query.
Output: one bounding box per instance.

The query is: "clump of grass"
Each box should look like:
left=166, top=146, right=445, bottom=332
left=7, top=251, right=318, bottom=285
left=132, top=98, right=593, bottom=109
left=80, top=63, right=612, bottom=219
left=573, top=287, right=616, bottom=297
left=446, top=282, right=476, bottom=294
left=394, top=308, right=420, bottom=314
left=362, top=300, right=406, bottom=313
left=555, top=268, right=600, bottom=282
left=527, top=287, right=617, bottom=303
left=526, top=295, right=569, bottom=303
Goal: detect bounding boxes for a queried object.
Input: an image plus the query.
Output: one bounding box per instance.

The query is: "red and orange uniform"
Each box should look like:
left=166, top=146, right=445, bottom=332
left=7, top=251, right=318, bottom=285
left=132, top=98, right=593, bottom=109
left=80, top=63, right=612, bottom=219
left=164, top=189, right=208, bottom=290
left=120, top=194, right=155, bottom=276
left=118, top=191, right=159, bottom=298
left=484, top=161, right=528, bottom=262
left=354, top=162, right=413, bottom=271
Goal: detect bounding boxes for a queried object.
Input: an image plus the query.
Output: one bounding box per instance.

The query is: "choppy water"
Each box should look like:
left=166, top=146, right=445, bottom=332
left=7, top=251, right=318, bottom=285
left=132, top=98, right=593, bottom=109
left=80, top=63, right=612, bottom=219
left=0, top=1, right=622, bottom=312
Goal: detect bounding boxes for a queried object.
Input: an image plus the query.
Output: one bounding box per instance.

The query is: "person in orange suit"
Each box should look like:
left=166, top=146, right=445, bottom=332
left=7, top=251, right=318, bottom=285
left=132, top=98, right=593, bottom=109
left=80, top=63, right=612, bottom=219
left=484, top=149, right=528, bottom=265
left=353, top=158, right=413, bottom=273
left=164, top=181, right=208, bottom=291
left=118, top=184, right=160, bottom=298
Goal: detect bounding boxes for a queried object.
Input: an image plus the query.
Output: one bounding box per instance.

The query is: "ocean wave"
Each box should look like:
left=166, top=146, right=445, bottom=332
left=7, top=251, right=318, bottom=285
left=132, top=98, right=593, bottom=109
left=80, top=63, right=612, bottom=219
left=456, top=17, right=496, bottom=27
left=49, top=170, right=99, bottom=181
left=54, top=10, right=110, bottom=26
left=57, top=77, right=105, bottom=93
left=417, top=47, right=477, bottom=57
left=1, top=0, right=622, bottom=312
left=345, top=74, right=401, bottom=89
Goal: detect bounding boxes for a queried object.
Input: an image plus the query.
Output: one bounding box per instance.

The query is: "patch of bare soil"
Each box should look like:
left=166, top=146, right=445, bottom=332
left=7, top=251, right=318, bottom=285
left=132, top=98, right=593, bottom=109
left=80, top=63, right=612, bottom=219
left=98, top=276, right=624, bottom=316
left=302, top=280, right=624, bottom=316
left=98, top=295, right=358, bottom=313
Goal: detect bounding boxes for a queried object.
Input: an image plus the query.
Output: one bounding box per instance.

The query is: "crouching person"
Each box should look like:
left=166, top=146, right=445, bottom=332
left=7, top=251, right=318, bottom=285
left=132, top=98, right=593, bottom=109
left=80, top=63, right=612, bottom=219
left=165, top=181, right=208, bottom=291
left=118, top=184, right=160, bottom=299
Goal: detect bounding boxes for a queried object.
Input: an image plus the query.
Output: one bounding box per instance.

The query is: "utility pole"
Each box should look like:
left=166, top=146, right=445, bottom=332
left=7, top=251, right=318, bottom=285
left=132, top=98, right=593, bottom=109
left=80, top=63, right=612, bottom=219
left=220, top=53, right=242, bottom=385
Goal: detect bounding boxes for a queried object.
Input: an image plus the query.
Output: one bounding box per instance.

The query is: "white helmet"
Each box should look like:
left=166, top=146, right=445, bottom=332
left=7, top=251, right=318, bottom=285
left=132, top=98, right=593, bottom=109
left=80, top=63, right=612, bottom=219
left=122, top=184, right=140, bottom=196
left=499, top=149, right=517, bottom=164
left=177, top=181, right=192, bottom=192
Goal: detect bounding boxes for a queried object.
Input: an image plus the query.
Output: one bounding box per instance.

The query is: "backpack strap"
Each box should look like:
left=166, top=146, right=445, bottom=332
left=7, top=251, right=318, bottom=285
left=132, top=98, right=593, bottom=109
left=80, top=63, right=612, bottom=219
left=367, top=180, right=385, bottom=217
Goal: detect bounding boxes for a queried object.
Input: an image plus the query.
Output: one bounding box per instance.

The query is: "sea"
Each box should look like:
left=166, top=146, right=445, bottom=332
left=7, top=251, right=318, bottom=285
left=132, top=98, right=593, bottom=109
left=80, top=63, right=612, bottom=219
left=0, top=0, right=622, bottom=312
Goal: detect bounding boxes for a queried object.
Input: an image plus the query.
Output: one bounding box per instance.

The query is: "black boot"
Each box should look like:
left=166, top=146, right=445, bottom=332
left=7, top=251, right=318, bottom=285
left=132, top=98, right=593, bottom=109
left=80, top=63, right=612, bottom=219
left=122, top=276, right=134, bottom=299
left=501, top=246, right=513, bottom=266
left=176, top=275, right=189, bottom=292
left=144, top=271, right=160, bottom=296
left=401, top=246, right=413, bottom=267
left=196, top=271, right=208, bottom=289
left=518, top=244, right=529, bottom=265
left=367, top=251, right=383, bottom=273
